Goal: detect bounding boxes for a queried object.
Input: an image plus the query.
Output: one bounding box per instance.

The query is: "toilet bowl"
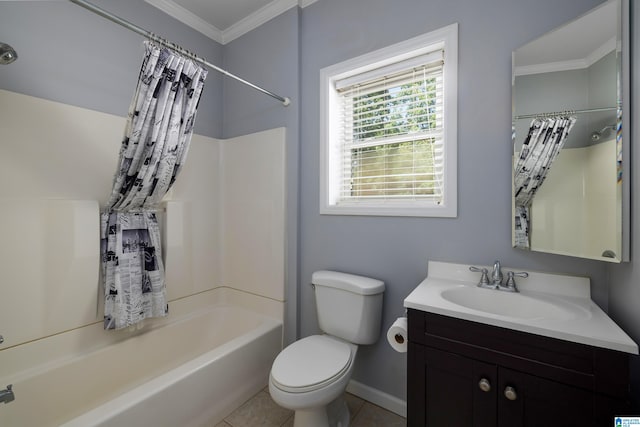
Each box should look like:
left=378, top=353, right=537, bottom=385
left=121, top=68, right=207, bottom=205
left=269, top=335, right=357, bottom=426
left=268, top=271, right=385, bottom=427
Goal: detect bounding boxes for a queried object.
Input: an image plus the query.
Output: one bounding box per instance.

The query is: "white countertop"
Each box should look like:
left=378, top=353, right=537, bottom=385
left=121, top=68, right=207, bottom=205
left=404, top=261, right=638, bottom=354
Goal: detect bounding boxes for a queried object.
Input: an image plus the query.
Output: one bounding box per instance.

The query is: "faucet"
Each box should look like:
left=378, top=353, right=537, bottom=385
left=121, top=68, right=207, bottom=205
left=0, top=385, right=14, bottom=404
left=491, top=260, right=503, bottom=287
left=469, top=261, right=528, bottom=293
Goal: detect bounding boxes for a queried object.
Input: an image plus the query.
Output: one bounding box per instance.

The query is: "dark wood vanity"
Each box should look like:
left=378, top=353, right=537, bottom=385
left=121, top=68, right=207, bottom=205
left=407, top=309, right=632, bottom=427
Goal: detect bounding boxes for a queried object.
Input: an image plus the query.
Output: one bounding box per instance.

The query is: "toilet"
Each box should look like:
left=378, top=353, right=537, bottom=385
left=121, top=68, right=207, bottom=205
left=269, top=270, right=385, bottom=427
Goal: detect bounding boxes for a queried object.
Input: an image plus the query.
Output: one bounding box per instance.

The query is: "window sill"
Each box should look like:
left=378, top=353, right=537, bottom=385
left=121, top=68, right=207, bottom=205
left=320, top=201, right=457, bottom=218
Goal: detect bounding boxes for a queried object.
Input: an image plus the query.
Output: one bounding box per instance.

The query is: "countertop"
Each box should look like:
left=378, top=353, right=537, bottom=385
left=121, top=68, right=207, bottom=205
left=404, top=261, right=638, bottom=354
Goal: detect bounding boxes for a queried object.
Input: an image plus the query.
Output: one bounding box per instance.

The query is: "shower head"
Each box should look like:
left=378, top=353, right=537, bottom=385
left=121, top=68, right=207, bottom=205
left=590, top=124, right=615, bottom=142
left=0, top=43, right=18, bottom=65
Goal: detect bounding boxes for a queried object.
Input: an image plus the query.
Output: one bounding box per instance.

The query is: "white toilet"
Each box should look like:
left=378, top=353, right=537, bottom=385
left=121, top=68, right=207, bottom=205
left=269, top=270, right=385, bottom=427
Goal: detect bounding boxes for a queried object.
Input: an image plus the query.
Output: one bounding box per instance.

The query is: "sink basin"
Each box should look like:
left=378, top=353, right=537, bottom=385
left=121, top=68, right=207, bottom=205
left=440, top=286, right=590, bottom=321
left=404, top=261, right=638, bottom=354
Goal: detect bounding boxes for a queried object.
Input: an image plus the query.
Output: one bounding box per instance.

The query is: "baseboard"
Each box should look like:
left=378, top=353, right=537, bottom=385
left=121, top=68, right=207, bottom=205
left=346, top=380, right=407, bottom=418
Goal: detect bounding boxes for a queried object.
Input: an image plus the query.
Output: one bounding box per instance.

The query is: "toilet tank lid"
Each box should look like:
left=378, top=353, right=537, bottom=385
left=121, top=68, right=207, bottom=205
left=312, top=270, right=385, bottom=295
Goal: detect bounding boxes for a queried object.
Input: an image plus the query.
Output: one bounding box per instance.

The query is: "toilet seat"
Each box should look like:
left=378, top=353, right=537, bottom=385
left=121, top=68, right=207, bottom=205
left=270, top=335, right=353, bottom=393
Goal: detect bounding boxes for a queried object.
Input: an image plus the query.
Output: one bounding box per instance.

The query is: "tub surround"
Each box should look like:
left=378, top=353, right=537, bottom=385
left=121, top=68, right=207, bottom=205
left=0, top=89, right=286, bottom=333
left=0, top=199, right=100, bottom=349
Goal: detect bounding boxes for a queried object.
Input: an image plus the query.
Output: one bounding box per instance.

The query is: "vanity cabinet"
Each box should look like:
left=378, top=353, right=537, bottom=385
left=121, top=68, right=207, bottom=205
left=407, top=309, right=631, bottom=427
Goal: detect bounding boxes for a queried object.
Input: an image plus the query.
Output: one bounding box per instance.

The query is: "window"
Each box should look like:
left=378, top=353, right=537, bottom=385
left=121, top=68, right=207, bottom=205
left=320, top=24, right=458, bottom=217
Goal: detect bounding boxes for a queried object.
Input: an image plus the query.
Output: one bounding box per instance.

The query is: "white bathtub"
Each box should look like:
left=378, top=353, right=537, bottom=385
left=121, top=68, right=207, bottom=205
left=0, top=290, right=283, bottom=427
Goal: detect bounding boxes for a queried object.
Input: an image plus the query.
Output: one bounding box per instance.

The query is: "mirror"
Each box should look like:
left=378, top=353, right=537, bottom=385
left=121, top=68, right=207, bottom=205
left=512, top=0, right=629, bottom=263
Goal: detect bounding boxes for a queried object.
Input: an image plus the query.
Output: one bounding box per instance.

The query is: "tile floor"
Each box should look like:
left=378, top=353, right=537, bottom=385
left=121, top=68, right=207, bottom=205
left=214, top=387, right=406, bottom=427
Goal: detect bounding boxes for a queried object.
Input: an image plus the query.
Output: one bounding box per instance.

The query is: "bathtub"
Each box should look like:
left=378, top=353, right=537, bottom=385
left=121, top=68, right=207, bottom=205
left=0, top=289, right=283, bottom=427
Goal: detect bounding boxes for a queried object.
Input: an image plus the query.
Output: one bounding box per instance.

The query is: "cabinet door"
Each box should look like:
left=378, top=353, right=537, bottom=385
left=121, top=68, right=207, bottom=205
left=414, top=346, right=497, bottom=427
left=498, top=367, right=594, bottom=427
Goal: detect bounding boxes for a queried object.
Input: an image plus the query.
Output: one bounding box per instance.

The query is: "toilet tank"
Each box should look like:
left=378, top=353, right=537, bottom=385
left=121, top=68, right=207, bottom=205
left=312, top=271, right=385, bottom=345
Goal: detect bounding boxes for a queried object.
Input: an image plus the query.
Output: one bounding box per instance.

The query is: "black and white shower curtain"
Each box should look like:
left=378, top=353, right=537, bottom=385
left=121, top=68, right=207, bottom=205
left=513, top=116, right=576, bottom=249
left=101, top=42, right=207, bottom=330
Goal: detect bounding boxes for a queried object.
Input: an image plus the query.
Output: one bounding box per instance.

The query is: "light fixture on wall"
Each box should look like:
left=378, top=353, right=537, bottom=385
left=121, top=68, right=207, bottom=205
left=0, top=43, right=18, bottom=65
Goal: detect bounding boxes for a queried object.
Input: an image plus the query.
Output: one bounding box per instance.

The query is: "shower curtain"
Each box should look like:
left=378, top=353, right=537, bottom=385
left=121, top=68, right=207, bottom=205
left=513, top=115, right=576, bottom=249
left=101, top=41, right=207, bottom=330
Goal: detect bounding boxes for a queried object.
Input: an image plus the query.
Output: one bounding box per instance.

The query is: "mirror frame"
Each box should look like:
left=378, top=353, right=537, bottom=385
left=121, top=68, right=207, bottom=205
left=620, top=0, right=630, bottom=262
left=511, top=0, right=630, bottom=262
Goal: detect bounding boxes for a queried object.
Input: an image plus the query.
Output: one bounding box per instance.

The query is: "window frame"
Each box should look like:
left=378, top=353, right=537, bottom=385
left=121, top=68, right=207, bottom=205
left=319, top=23, right=458, bottom=217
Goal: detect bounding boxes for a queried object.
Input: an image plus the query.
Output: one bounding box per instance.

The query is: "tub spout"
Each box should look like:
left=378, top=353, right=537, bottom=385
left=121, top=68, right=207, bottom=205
left=0, top=385, right=14, bottom=404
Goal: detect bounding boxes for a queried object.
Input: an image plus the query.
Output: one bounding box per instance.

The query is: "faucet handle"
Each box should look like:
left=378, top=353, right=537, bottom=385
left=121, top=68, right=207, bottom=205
left=503, top=271, right=528, bottom=291
left=507, top=271, right=529, bottom=279
left=469, top=266, right=490, bottom=286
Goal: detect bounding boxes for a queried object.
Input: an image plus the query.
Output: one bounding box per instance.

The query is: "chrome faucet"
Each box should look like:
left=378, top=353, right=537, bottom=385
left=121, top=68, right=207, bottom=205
left=469, top=261, right=528, bottom=293
left=491, top=260, right=503, bottom=287
left=0, top=385, right=14, bottom=404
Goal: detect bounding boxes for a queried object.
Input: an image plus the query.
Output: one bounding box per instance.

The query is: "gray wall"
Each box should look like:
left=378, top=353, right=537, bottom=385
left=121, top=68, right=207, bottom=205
left=0, top=0, right=223, bottom=138
left=609, top=0, right=640, bottom=410
left=297, top=0, right=608, bottom=400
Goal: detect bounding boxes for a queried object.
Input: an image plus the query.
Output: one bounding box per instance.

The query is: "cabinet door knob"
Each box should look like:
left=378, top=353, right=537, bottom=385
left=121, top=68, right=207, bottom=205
left=478, top=378, right=491, bottom=392
left=504, top=386, right=517, bottom=401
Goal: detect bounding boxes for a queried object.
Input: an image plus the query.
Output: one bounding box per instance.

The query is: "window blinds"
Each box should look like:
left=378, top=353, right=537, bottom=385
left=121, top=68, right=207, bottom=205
left=335, top=52, right=445, bottom=204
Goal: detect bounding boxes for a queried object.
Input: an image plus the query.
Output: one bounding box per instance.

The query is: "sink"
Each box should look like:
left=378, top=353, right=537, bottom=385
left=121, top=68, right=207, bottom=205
left=404, top=261, right=638, bottom=354
left=440, top=286, right=590, bottom=321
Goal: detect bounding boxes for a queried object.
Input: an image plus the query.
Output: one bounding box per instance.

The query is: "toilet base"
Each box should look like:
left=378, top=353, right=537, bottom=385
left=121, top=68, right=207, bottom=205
left=292, top=395, right=350, bottom=427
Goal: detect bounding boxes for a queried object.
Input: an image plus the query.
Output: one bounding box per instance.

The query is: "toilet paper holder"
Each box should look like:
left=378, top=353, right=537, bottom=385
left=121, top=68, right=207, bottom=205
left=393, top=333, right=405, bottom=344
left=387, top=314, right=409, bottom=353
left=394, top=309, right=408, bottom=344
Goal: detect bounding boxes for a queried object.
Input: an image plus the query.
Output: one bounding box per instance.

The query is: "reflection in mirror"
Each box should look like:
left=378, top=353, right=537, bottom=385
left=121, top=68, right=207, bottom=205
left=512, top=0, right=628, bottom=263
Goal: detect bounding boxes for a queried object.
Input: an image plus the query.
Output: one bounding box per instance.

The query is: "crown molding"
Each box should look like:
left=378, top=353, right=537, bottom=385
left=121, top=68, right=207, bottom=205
left=145, top=0, right=223, bottom=43
left=222, top=0, right=297, bottom=44
left=146, top=0, right=318, bottom=45
left=585, top=37, right=617, bottom=68
left=299, top=0, right=319, bottom=8
left=514, top=59, right=588, bottom=76
left=514, top=37, right=617, bottom=77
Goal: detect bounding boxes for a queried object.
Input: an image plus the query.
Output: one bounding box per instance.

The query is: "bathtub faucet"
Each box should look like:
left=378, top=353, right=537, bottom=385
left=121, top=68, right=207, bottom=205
left=0, top=385, right=14, bottom=404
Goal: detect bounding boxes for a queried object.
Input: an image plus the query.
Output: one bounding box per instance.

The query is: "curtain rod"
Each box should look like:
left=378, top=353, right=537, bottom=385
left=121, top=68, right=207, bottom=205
left=68, top=0, right=291, bottom=107
left=514, top=106, right=617, bottom=120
